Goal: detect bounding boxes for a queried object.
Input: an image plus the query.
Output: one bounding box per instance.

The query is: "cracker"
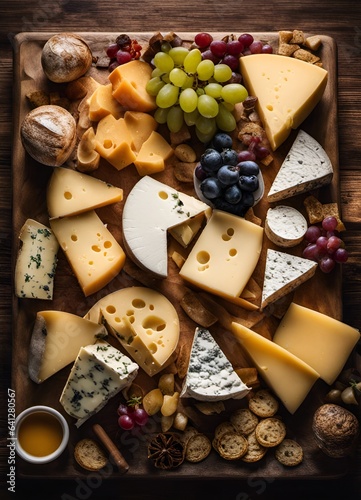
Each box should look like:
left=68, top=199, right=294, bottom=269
left=217, top=431, right=248, bottom=460
left=293, top=48, right=320, bottom=64
left=179, top=426, right=199, bottom=446
left=255, top=418, right=287, bottom=448
left=185, top=433, right=211, bottom=463
left=290, top=29, right=305, bottom=45
left=304, top=195, right=324, bottom=224
left=275, top=438, right=303, bottom=466
left=74, top=438, right=108, bottom=471
left=230, top=408, right=259, bottom=435
left=321, top=203, right=346, bottom=231
left=278, top=43, right=300, bottom=57
left=248, top=389, right=279, bottom=418
left=242, top=430, right=268, bottom=463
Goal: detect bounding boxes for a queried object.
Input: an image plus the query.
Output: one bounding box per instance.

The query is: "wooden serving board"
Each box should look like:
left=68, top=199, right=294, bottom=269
left=11, top=32, right=351, bottom=480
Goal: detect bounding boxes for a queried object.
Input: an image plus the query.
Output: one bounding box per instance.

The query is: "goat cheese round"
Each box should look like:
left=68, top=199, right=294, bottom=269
left=265, top=205, right=307, bottom=247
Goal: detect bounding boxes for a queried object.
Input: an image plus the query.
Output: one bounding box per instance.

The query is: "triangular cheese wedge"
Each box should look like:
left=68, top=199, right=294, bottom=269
left=47, top=167, right=123, bottom=218
left=261, top=249, right=317, bottom=310
left=240, top=55, right=328, bottom=150
left=122, top=176, right=211, bottom=277
left=267, top=130, right=333, bottom=202
left=231, top=322, right=319, bottom=413
left=180, top=327, right=250, bottom=401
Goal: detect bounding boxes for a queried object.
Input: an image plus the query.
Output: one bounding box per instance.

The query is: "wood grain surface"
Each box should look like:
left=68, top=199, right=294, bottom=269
left=1, top=1, right=361, bottom=499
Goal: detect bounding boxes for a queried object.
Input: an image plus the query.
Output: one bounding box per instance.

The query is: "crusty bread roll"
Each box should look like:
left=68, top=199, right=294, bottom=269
left=20, top=105, right=77, bottom=167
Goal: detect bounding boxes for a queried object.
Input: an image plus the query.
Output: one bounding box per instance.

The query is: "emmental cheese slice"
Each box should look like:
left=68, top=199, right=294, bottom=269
left=231, top=322, right=320, bottom=414
left=240, top=54, right=328, bottom=150
left=50, top=210, right=126, bottom=296
left=60, top=341, right=138, bottom=427
left=47, top=167, right=123, bottom=219
left=267, top=130, right=333, bottom=202
left=15, top=219, right=59, bottom=300
left=122, top=176, right=211, bottom=277
left=179, top=210, right=264, bottom=300
left=273, top=303, right=360, bottom=385
left=261, top=249, right=317, bottom=310
left=85, top=287, right=180, bottom=376
left=28, top=311, right=108, bottom=383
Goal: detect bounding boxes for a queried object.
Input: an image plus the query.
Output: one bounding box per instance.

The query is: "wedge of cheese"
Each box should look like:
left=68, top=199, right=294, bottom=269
left=50, top=210, right=126, bottom=296
left=134, top=131, right=174, bottom=176
left=273, top=303, right=360, bottom=385
left=122, top=176, right=211, bottom=277
left=180, top=327, right=250, bottom=401
left=240, top=54, right=328, bottom=150
left=85, top=287, right=180, bottom=376
left=60, top=341, right=138, bottom=427
left=264, top=205, right=308, bottom=247
left=47, top=167, right=123, bottom=219
left=88, top=83, right=124, bottom=121
left=28, top=311, right=108, bottom=383
left=179, top=210, right=264, bottom=300
left=231, top=322, right=320, bottom=414
left=261, top=249, right=317, bottom=310
left=267, top=130, right=333, bottom=202
left=15, top=219, right=59, bottom=300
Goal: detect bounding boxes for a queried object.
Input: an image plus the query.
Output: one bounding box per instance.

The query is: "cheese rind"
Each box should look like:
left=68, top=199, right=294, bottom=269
left=267, top=130, right=333, bottom=202
left=85, top=287, right=180, bottom=376
left=231, top=322, right=320, bottom=414
left=261, top=249, right=317, bottom=310
left=179, top=210, right=264, bottom=299
left=50, top=210, right=126, bottom=296
left=180, top=327, right=250, bottom=401
left=28, top=311, right=108, bottom=383
left=122, top=176, right=211, bottom=277
left=47, top=167, right=123, bottom=219
left=265, top=205, right=308, bottom=247
left=59, top=341, right=138, bottom=427
left=240, top=54, right=328, bottom=150
left=15, top=219, right=59, bottom=300
left=273, top=303, right=360, bottom=385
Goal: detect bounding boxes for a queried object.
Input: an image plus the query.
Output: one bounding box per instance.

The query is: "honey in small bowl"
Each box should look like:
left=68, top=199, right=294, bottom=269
left=15, top=405, right=69, bottom=464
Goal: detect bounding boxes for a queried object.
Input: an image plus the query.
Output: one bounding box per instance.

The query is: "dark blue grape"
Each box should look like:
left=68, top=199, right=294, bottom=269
left=239, top=190, right=254, bottom=208
left=239, top=174, right=259, bottom=192
left=221, top=149, right=238, bottom=166
left=200, top=177, right=223, bottom=199
left=200, top=149, right=223, bottom=173
left=225, top=184, right=243, bottom=204
left=212, top=132, right=233, bottom=151
left=237, top=161, right=260, bottom=176
left=194, top=163, right=208, bottom=181
left=217, top=165, right=240, bottom=186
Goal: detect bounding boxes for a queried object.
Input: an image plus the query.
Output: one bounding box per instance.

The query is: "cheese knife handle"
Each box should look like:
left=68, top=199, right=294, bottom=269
left=92, top=423, right=129, bottom=473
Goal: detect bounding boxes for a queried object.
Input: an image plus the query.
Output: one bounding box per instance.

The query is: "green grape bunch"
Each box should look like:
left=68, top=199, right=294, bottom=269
left=145, top=44, right=249, bottom=143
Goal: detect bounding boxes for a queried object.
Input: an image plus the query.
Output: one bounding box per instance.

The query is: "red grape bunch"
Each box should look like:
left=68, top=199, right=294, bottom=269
left=106, top=34, right=142, bottom=71
left=117, top=396, right=149, bottom=431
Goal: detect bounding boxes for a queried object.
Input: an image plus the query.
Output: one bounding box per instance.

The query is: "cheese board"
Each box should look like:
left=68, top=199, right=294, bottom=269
left=11, top=31, right=358, bottom=480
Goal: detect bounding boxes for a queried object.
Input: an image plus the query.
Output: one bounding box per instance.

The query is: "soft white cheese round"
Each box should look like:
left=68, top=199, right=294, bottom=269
left=265, top=205, right=307, bottom=247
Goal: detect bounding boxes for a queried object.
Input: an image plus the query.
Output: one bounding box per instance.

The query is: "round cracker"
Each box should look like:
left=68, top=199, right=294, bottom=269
left=255, top=418, right=286, bottom=448
left=248, top=389, right=279, bottom=418
left=74, top=438, right=108, bottom=471
left=242, top=431, right=268, bottom=463
left=185, top=433, right=211, bottom=463
left=275, top=438, right=303, bottom=466
left=230, top=408, right=259, bottom=435
left=217, top=431, right=248, bottom=461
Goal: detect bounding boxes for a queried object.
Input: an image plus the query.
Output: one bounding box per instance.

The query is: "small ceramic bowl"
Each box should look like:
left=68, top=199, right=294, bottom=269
left=15, top=405, right=69, bottom=464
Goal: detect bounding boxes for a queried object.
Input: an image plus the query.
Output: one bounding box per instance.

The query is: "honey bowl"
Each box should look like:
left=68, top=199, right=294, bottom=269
left=15, top=405, right=69, bottom=464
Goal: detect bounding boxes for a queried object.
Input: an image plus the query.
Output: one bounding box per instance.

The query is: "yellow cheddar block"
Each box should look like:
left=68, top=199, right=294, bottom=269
left=109, top=60, right=157, bottom=113
left=124, top=111, right=158, bottom=152
left=94, top=114, right=136, bottom=170
left=134, top=131, right=174, bottom=176
left=88, top=83, right=124, bottom=121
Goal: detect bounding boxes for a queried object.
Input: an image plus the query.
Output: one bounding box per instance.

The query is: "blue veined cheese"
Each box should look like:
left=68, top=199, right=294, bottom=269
left=60, top=341, right=138, bottom=427
left=180, top=328, right=250, bottom=402
left=15, top=219, right=59, bottom=300
left=265, top=205, right=308, bottom=247
left=267, top=130, right=333, bottom=202
left=261, top=249, right=317, bottom=310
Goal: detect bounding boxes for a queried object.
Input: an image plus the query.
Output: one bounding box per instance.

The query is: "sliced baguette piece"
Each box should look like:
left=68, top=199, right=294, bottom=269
left=261, top=249, right=317, bottom=310
left=275, top=438, right=303, bottom=466
left=255, top=418, right=287, bottom=448
left=242, top=430, right=268, bottom=463
left=74, top=438, right=108, bottom=471
left=185, top=433, right=212, bottom=463
left=216, top=431, right=248, bottom=460
left=248, top=389, right=279, bottom=418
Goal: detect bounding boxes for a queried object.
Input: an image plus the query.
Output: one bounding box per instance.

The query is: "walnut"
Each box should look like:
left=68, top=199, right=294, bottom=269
left=147, top=433, right=185, bottom=469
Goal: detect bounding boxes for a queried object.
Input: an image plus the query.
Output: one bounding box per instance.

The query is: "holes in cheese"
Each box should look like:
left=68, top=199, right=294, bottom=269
left=273, top=303, right=360, bottom=385
left=179, top=210, right=264, bottom=300
left=49, top=210, right=126, bottom=296
left=85, top=287, right=180, bottom=376
left=47, top=167, right=123, bottom=219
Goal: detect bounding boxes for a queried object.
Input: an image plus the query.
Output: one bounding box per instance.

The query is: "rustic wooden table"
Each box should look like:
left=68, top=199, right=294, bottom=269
left=1, top=1, right=361, bottom=498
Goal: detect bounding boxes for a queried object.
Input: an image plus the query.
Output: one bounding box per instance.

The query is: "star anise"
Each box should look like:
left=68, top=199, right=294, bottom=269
left=147, top=433, right=185, bottom=470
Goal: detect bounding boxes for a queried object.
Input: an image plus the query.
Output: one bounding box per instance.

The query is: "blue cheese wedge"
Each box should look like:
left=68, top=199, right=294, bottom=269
left=261, top=249, right=317, bottom=310
left=267, top=130, right=333, bottom=202
left=180, top=328, right=250, bottom=402
left=60, top=341, right=138, bottom=427
left=265, top=205, right=308, bottom=247
left=15, top=219, right=59, bottom=300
